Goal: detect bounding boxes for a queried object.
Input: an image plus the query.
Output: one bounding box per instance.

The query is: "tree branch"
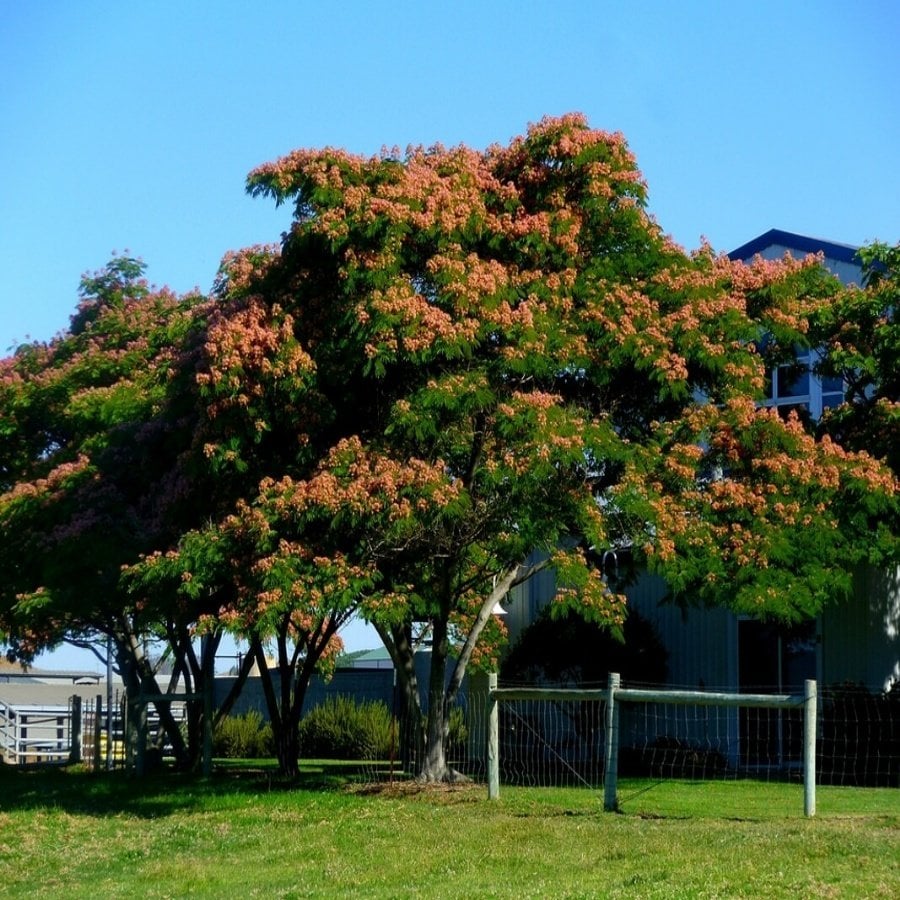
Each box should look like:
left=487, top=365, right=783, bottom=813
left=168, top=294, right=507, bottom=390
left=446, top=562, right=521, bottom=706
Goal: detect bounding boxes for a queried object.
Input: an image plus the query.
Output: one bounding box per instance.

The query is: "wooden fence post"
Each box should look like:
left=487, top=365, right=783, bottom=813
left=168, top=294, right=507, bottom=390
left=804, top=679, right=817, bottom=818
left=94, top=695, right=103, bottom=772
left=69, top=696, right=83, bottom=764
left=603, top=672, right=620, bottom=812
left=202, top=635, right=213, bottom=776
left=487, top=673, right=499, bottom=799
left=134, top=692, right=147, bottom=776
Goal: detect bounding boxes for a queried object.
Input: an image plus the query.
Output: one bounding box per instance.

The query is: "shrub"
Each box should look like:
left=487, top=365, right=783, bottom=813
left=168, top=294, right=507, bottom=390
left=299, top=696, right=395, bottom=760
left=213, top=710, right=274, bottom=759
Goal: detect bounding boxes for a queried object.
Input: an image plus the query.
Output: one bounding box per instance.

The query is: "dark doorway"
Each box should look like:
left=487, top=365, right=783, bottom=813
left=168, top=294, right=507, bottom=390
left=738, top=620, right=816, bottom=768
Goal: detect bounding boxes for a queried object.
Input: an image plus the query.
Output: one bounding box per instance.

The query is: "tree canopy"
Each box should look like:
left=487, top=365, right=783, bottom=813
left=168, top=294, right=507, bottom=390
left=2, top=114, right=897, bottom=780
left=812, top=242, right=900, bottom=476
left=0, top=258, right=208, bottom=655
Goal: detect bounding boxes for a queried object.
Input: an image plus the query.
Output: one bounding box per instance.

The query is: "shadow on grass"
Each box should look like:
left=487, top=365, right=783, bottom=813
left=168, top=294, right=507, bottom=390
left=0, top=759, right=377, bottom=818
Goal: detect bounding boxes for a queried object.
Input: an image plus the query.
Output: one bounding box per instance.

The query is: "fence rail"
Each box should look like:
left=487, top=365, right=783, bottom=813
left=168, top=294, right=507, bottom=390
left=1, top=692, right=186, bottom=769
left=486, top=673, right=819, bottom=816
left=0, top=699, right=73, bottom=765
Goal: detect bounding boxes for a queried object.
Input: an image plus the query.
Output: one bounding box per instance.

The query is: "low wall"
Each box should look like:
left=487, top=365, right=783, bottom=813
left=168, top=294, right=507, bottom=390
left=214, top=667, right=396, bottom=718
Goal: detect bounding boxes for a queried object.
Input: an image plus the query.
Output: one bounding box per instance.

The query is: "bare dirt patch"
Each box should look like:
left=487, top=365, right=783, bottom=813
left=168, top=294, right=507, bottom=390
left=348, top=779, right=484, bottom=803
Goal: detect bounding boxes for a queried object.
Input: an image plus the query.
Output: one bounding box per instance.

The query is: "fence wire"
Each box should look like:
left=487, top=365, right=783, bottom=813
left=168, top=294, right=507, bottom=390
left=348, top=682, right=897, bottom=789
left=3, top=681, right=896, bottom=789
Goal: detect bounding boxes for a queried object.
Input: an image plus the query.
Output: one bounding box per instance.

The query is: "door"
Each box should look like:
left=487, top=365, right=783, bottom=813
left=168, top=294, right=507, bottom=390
left=738, top=619, right=816, bottom=767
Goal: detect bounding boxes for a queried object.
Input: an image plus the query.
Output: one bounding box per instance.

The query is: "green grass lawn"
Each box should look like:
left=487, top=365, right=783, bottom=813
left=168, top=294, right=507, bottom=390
left=0, top=763, right=897, bottom=898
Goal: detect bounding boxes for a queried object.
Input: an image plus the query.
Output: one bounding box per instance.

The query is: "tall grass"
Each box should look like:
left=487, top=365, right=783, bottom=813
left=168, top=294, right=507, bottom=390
left=0, top=765, right=897, bottom=898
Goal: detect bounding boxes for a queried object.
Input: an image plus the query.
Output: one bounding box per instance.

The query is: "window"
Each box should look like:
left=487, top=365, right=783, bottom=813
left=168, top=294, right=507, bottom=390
left=762, top=349, right=843, bottom=420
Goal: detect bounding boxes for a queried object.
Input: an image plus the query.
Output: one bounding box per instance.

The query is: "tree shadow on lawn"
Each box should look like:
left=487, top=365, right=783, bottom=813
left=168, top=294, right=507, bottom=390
left=0, top=760, right=369, bottom=818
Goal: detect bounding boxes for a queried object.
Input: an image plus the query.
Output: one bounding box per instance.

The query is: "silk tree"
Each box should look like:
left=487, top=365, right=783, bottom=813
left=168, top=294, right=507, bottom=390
left=209, top=114, right=899, bottom=781
left=0, top=258, right=221, bottom=767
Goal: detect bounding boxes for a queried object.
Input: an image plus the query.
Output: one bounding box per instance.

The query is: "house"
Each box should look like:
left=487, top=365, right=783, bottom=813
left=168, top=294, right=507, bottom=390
left=729, top=228, right=863, bottom=287
left=730, top=229, right=863, bottom=420
left=503, top=230, right=898, bottom=701
left=725, top=229, right=896, bottom=697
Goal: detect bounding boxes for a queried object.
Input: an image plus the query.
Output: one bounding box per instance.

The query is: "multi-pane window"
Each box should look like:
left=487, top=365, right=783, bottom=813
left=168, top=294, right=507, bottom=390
left=732, top=237, right=861, bottom=423
left=762, top=349, right=843, bottom=420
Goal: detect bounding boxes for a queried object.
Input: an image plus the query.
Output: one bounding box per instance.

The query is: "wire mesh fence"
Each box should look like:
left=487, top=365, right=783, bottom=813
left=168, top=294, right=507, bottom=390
left=4, top=678, right=896, bottom=793
left=344, top=679, right=897, bottom=793
left=819, top=684, right=899, bottom=787
left=77, top=692, right=127, bottom=770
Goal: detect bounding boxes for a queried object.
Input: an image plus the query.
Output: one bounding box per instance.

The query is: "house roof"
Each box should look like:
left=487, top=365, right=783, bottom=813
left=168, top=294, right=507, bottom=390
left=340, top=647, right=395, bottom=669
left=729, top=228, right=861, bottom=265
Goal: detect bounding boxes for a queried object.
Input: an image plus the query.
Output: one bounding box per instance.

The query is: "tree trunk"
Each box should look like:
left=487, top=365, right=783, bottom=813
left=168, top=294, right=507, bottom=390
left=417, top=617, right=456, bottom=783
left=249, top=616, right=364, bottom=779
left=116, top=627, right=192, bottom=771
left=375, top=622, right=425, bottom=773
left=250, top=635, right=306, bottom=779
left=274, top=723, right=301, bottom=780
left=212, top=647, right=258, bottom=729
left=167, top=627, right=202, bottom=769
left=249, top=638, right=291, bottom=776
left=115, top=647, right=143, bottom=771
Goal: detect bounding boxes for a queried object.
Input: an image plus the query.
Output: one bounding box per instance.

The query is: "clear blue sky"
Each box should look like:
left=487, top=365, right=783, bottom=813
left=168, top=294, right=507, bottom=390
left=2, top=0, right=898, bottom=351
left=2, top=0, right=898, bottom=667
